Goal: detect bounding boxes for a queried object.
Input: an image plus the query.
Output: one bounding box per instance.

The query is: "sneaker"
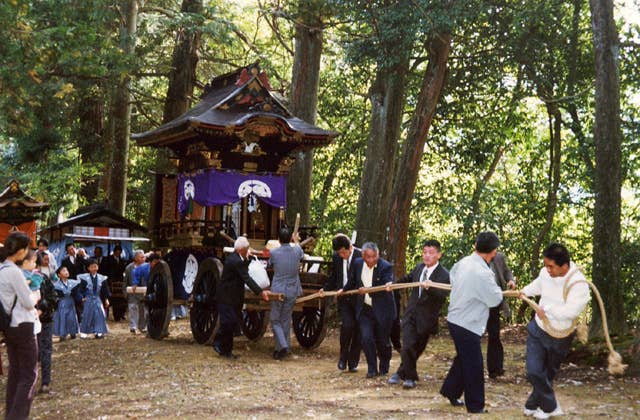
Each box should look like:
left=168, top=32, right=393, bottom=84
left=388, top=373, right=401, bottom=385
left=524, top=407, right=538, bottom=416
left=402, top=379, right=417, bottom=389
left=533, top=405, right=563, bottom=419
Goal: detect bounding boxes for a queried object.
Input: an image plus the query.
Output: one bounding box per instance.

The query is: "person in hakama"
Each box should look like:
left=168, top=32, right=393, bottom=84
left=53, top=266, right=81, bottom=340
left=78, top=259, right=110, bottom=339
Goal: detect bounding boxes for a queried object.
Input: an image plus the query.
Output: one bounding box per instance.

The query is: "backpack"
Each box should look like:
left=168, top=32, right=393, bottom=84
left=0, top=265, right=18, bottom=333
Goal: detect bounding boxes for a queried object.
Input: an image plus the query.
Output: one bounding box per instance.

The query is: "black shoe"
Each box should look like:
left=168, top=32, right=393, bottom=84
left=273, top=350, right=280, bottom=360
left=95, top=333, right=104, bottom=339
left=449, top=398, right=465, bottom=407
left=70, top=334, right=76, bottom=340
left=348, top=366, right=358, bottom=373
left=488, top=369, right=505, bottom=379
left=366, top=371, right=378, bottom=378
left=279, top=348, right=291, bottom=359
left=338, top=360, right=346, bottom=371
left=220, top=352, right=238, bottom=359
left=214, top=345, right=224, bottom=356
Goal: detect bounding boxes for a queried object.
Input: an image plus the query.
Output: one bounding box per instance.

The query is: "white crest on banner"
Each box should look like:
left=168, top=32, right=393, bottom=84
left=184, top=180, right=195, bottom=200
left=182, top=254, right=198, bottom=293
left=237, top=180, right=272, bottom=199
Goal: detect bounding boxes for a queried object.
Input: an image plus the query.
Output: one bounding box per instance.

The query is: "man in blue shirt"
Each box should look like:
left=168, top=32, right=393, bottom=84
left=440, top=232, right=503, bottom=414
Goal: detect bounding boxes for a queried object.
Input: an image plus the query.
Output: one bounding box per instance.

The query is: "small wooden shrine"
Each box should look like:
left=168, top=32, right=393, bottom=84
left=133, top=63, right=337, bottom=250
left=0, top=180, right=50, bottom=245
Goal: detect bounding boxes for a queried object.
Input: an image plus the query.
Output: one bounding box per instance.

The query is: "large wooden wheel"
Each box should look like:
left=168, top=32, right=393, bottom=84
left=190, top=257, right=222, bottom=345
left=145, top=260, right=173, bottom=340
left=241, top=309, right=268, bottom=341
left=292, top=302, right=328, bottom=349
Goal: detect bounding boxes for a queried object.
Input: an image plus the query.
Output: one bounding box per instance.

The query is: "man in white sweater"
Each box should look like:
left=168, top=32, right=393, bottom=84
left=520, top=243, right=590, bottom=419
left=440, top=232, right=503, bottom=414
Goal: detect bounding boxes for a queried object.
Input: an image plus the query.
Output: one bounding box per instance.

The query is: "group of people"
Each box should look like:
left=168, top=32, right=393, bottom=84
left=0, top=233, right=159, bottom=419
left=1, top=227, right=591, bottom=419
left=211, top=227, right=590, bottom=418
left=319, top=231, right=589, bottom=418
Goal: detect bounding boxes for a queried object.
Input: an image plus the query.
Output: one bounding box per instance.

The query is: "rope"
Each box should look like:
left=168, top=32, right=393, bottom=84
left=297, top=271, right=627, bottom=375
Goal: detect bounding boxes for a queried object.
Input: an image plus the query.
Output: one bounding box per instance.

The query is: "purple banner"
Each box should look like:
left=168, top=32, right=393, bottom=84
left=177, top=169, right=286, bottom=216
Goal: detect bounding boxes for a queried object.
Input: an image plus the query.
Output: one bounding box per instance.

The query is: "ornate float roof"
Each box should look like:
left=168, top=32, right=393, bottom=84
left=0, top=180, right=50, bottom=224
left=132, top=63, right=338, bottom=173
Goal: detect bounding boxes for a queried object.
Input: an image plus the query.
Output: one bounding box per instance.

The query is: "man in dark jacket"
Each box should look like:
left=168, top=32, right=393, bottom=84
left=213, top=236, right=269, bottom=358
left=388, top=240, right=450, bottom=389
left=320, top=234, right=362, bottom=372
left=36, top=252, right=59, bottom=394
left=341, top=242, right=396, bottom=378
left=486, top=252, right=516, bottom=378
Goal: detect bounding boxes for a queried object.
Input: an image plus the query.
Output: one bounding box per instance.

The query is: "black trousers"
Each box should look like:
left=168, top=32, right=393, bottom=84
left=525, top=320, right=574, bottom=413
left=440, top=322, right=485, bottom=413
left=396, top=314, right=430, bottom=381
left=5, top=322, right=38, bottom=420
left=486, top=304, right=504, bottom=376
left=359, top=305, right=392, bottom=375
left=213, top=303, right=239, bottom=355
left=337, top=298, right=360, bottom=369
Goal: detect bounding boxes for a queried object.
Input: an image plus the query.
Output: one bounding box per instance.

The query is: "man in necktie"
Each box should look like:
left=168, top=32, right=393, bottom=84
left=388, top=239, right=450, bottom=389
left=320, top=234, right=362, bottom=372
left=340, top=242, right=395, bottom=378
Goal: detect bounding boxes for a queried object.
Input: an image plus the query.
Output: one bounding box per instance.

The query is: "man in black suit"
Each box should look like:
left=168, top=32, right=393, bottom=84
left=388, top=239, right=450, bottom=389
left=321, top=234, right=362, bottom=372
left=100, top=245, right=128, bottom=321
left=340, top=242, right=396, bottom=378
left=214, top=236, right=269, bottom=358
left=61, top=243, right=86, bottom=279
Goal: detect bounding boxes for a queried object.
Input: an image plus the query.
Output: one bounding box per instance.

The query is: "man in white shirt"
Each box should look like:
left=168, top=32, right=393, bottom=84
left=321, top=234, right=362, bottom=372
left=520, top=243, right=590, bottom=419
left=388, top=239, right=450, bottom=389
left=440, top=232, right=503, bottom=414
left=341, top=242, right=396, bottom=378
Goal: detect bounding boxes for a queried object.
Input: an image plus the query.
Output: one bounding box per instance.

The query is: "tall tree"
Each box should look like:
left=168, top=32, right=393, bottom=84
left=286, top=0, right=325, bottom=226
left=352, top=0, right=416, bottom=248
left=589, top=0, right=625, bottom=336
left=386, top=33, right=451, bottom=274
left=108, top=0, right=140, bottom=215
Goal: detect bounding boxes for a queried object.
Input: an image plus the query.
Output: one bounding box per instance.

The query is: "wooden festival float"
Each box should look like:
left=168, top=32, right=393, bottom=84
left=133, top=63, right=337, bottom=347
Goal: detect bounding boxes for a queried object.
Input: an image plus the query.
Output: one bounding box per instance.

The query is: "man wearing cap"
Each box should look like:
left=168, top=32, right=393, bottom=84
left=440, top=232, right=503, bottom=414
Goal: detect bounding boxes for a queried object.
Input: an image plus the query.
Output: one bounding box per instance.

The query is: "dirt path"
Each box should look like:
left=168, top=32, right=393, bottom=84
left=2, top=320, right=639, bottom=419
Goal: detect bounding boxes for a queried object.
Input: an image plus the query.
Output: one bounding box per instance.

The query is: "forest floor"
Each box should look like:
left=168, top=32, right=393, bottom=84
left=1, top=318, right=639, bottom=419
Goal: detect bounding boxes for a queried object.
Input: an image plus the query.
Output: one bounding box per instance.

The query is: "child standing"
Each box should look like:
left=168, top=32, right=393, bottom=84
left=53, top=266, right=80, bottom=340
left=78, top=259, right=110, bottom=338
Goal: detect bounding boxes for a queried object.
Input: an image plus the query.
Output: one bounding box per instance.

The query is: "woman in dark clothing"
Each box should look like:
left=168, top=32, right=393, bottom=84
left=0, top=232, right=41, bottom=420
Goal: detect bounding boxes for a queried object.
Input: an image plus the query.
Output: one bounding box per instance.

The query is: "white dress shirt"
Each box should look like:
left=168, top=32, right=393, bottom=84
left=361, top=263, right=376, bottom=306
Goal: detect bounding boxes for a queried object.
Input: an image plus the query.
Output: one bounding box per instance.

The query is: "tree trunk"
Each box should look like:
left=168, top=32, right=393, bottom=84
left=386, top=34, right=451, bottom=274
left=108, top=0, right=139, bottom=216
left=589, top=0, right=625, bottom=336
left=285, top=0, right=323, bottom=226
left=353, top=62, right=408, bottom=250
left=77, top=89, right=105, bottom=204
left=162, top=0, right=202, bottom=123
left=529, top=103, right=562, bottom=277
